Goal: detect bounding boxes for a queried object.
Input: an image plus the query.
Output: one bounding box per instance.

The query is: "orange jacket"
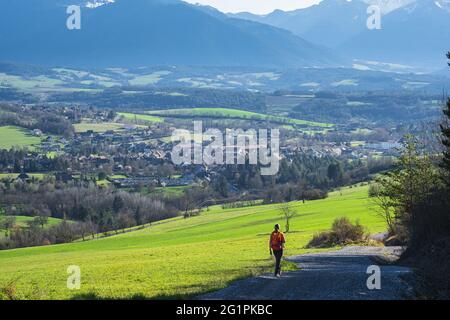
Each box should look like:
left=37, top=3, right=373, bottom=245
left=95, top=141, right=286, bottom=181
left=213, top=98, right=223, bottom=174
left=270, top=231, right=285, bottom=251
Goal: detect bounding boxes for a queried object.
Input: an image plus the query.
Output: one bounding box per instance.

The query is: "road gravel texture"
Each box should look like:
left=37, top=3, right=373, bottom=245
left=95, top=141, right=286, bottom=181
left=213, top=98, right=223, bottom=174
left=200, top=246, right=413, bottom=300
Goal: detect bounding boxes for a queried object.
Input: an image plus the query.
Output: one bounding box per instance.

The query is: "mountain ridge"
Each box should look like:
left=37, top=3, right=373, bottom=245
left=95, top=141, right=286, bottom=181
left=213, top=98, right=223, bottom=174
left=0, top=0, right=338, bottom=68
left=230, top=0, right=449, bottom=68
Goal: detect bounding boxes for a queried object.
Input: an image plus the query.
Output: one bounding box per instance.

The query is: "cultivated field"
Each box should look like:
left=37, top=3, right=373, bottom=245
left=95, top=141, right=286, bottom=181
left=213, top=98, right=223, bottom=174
left=148, top=108, right=333, bottom=128
left=0, top=173, right=46, bottom=180
left=0, top=185, right=384, bottom=300
left=152, top=186, right=190, bottom=197
left=73, top=123, right=126, bottom=133
left=0, top=126, right=42, bottom=150
left=118, top=112, right=164, bottom=123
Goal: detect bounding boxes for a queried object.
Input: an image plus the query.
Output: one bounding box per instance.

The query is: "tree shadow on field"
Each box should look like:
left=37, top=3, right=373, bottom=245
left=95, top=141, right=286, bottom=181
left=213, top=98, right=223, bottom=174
left=71, top=292, right=150, bottom=300
left=70, top=283, right=215, bottom=300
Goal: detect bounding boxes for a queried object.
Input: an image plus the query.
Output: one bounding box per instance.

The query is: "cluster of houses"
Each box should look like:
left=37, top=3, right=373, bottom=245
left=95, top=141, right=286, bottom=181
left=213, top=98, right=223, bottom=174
left=282, top=139, right=401, bottom=161
left=5, top=119, right=402, bottom=194
left=110, top=174, right=196, bottom=189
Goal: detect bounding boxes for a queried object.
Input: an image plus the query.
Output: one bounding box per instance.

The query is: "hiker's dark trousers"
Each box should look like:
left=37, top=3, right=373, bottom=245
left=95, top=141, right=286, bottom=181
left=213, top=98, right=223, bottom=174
left=273, top=249, right=283, bottom=276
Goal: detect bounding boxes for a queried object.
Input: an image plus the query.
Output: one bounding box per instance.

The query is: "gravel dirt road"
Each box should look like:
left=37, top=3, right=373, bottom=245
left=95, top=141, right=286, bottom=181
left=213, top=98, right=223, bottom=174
left=199, top=246, right=413, bottom=300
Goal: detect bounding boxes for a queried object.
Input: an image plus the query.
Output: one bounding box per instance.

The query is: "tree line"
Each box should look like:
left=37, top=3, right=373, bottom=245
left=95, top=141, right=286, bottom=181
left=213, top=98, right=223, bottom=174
left=0, top=179, right=178, bottom=249
left=213, top=153, right=392, bottom=202
left=370, top=53, right=450, bottom=298
left=0, top=104, right=74, bottom=138
left=0, top=149, right=69, bottom=173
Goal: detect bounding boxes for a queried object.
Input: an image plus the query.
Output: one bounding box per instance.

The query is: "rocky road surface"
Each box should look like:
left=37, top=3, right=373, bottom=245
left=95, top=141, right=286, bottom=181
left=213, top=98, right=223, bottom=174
left=199, top=246, right=413, bottom=300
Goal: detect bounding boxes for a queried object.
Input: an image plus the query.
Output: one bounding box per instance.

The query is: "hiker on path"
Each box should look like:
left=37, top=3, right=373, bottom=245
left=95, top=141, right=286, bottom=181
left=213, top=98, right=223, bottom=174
left=269, top=224, right=285, bottom=277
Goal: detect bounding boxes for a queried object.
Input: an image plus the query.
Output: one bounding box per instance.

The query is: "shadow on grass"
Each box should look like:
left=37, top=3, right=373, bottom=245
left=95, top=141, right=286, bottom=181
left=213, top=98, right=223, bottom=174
left=70, top=292, right=192, bottom=300
left=70, top=283, right=218, bottom=300
left=70, top=259, right=300, bottom=301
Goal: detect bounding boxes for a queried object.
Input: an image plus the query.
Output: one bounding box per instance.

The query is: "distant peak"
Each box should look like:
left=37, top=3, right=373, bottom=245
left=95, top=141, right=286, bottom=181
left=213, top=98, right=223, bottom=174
left=362, top=0, right=416, bottom=14
left=85, top=0, right=115, bottom=9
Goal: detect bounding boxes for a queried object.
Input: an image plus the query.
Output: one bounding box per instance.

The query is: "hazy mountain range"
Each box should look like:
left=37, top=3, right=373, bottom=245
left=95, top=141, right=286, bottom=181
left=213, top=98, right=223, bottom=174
left=0, top=0, right=336, bottom=68
left=0, top=0, right=448, bottom=70
left=340, top=0, right=450, bottom=68
left=232, top=0, right=450, bottom=69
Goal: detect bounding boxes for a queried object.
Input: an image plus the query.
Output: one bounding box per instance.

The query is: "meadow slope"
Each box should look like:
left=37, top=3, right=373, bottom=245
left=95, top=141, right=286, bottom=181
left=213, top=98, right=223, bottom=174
left=147, top=108, right=333, bottom=128
left=0, top=126, right=42, bottom=150
left=0, top=185, right=384, bottom=300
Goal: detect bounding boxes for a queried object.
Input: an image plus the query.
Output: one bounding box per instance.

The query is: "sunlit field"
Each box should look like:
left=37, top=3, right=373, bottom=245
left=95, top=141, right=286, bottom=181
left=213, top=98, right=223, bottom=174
left=73, top=123, right=126, bottom=133
left=148, top=108, right=333, bottom=128
left=0, top=185, right=385, bottom=300
left=0, top=126, right=42, bottom=150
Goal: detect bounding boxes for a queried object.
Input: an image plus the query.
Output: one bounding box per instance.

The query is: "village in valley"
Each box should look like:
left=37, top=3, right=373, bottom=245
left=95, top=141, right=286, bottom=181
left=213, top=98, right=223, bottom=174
left=0, top=101, right=403, bottom=195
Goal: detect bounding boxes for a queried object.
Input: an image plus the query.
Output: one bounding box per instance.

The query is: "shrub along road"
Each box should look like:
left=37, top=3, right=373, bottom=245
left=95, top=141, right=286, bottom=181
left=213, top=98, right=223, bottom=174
left=200, top=246, right=413, bottom=300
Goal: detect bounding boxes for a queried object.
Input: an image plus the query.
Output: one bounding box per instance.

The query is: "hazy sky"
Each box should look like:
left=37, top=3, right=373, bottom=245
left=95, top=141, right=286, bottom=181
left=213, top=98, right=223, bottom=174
left=182, top=0, right=323, bottom=14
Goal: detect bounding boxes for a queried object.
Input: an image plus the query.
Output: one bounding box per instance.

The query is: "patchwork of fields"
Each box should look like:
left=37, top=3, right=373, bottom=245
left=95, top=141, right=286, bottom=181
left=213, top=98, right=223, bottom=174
left=0, top=185, right=385, bottom=300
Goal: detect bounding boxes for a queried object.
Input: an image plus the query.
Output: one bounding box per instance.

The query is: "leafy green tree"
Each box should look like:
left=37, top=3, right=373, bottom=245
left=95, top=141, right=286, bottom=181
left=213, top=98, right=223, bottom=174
left=439, top=52, right=450, bottom=187
left=375, top=135, right=441, bottom=243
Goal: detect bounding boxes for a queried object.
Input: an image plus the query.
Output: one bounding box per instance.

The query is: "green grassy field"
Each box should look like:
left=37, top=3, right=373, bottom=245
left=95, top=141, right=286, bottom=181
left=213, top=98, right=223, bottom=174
left=148, top=108, right=333, bottom=128
left=0, top=173, right=46, bottom=181
left=128, top=71, right=171, bottom=86
left=153, top=186, right=190, bottom=197
left=96, top=179, right=111, bottom=187
left=110, top=175, right=128, bottom=179
left=0, top=185, right=384, bottom=300
left=350, top=141, right=366, bottom=147
left=0, top=126, right=42, bottom=150
left=0, top=216, right=63, bottom=230
left=0, top=216, right=64, bottom=242
left=118, top=112, right=164, bottom=124
left=0, top=73, right=64, bottom=92
left=73, top=123, right=125, bottom=133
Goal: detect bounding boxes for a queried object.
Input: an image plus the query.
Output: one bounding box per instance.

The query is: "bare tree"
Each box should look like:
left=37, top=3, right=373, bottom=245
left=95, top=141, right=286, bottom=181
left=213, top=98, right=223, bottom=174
left=35, top=211, right=50, bottom=229
left=279, top=203, right=297, bottom=233
left=370, top=182, right=396, bottom=235
left=0, top=216, right=16, bottom=237
left=179, top=187, right=208, bottom=218
left=180, top=195, right=199, bottom=219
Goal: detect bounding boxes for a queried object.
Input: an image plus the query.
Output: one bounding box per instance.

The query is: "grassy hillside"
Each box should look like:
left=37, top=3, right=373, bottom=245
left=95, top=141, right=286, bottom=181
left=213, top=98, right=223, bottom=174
left=118, top=112, right=164, bottom=123
left=73, top=123, right=126, bottom=133
left=0, top=185, right=384, bottom=300
left=0, top=126, right=42, bottom=150
left=148, top=108, right=333, bottom=128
